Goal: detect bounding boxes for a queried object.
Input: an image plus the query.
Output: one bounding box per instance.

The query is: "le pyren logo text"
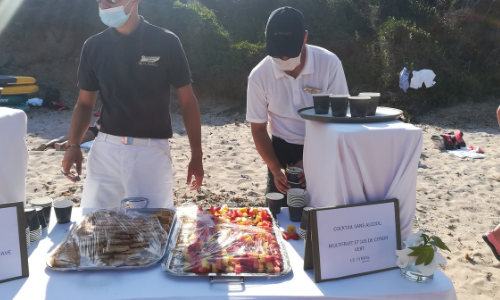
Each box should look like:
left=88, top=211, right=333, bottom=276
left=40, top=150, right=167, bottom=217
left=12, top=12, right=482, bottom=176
left=138, top=56, right=160, bottom=67
left=0, top=250, right=12, bottom=256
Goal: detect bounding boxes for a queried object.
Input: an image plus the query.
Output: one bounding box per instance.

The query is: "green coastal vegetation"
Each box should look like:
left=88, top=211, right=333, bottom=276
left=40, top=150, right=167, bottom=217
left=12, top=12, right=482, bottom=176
left=1, top=0, right=498, bottom=114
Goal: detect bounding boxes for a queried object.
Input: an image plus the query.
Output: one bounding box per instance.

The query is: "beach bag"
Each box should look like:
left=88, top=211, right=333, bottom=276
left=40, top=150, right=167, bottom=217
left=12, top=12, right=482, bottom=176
left=431, top=130, right=466, bottom=150
left=43, top=88, right=67, bottom=111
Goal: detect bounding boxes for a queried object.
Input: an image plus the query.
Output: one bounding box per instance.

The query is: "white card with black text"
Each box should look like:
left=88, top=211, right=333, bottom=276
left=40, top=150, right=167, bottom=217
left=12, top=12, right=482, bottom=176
left=0, top=206, right=23, bottom=282
left=316, top=202, right=398, bottom=280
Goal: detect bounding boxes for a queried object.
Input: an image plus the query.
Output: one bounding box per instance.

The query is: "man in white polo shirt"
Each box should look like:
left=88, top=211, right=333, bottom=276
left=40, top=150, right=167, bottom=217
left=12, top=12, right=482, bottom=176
left=246, top=7, right=349, bottom=203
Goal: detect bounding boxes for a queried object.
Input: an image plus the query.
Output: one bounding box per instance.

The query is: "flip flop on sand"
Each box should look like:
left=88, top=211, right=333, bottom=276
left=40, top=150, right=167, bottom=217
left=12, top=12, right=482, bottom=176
left=482, top=232, right=500, bottom=262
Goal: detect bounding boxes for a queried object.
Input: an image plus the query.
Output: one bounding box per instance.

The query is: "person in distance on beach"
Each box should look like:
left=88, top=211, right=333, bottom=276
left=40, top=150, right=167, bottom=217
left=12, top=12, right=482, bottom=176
left=246, top=7, right=349, bottom=203
left=62, top=0, right=204, bottom=208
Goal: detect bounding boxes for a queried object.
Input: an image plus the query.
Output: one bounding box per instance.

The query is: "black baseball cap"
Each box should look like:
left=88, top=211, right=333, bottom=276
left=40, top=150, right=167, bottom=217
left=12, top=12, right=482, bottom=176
left=265, top=7, right=306, bottom=58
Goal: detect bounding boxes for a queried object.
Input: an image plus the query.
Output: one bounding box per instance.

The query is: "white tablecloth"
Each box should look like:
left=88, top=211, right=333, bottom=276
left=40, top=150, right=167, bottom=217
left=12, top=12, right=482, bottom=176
left=1, top=208, right=456, bottom=300
left=0, top=107, right=28, bottom=205
left=303, top=120, right=423, bottom=241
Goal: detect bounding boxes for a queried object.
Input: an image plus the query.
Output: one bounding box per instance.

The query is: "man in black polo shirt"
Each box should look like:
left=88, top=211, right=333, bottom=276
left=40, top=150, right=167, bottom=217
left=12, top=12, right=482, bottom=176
left=62, top=0, right=204, bottom=208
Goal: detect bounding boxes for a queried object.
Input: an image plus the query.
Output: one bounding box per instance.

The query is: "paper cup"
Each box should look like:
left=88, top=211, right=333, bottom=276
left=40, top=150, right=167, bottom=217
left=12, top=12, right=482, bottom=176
left=288, top=181, right=303, bottom=189
left=34, top=206, right=47, bottom=229
left=266, top=193, right=284, bottom=215
left=329, top=95, right=350, bottom=117
left=31, top=197, right=53, bottom=224
left=25, top=207, right=40, bottom=231
left=53, top=200, right=73, bottom=224
left=313, top=94, right=330, bottom=114
left=287, top=188, right=307, bottom=207
left=359, top=92, right=380, bottom=116
left=300, top=207, right=314, bottom=231
left=289, top=206, right=304, bottom=222
left=348, top=96, right=370, bottom=118
left=286, top=167, right=303, bottom=183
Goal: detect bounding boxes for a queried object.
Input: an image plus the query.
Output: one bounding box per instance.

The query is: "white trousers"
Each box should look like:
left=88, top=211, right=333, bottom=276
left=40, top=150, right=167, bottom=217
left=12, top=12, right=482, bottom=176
left=81, top=133, right=174, bottom=209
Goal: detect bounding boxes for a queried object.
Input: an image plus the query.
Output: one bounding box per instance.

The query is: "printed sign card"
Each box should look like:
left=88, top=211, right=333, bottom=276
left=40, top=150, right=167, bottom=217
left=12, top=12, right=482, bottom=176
left=304, top=199, right=401, bottom=283
left=0, top=202, right=29, bottom=284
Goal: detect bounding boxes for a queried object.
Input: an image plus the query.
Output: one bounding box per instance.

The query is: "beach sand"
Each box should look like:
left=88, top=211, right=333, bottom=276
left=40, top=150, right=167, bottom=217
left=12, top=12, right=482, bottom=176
left=24, top=99, right=500, bottom=299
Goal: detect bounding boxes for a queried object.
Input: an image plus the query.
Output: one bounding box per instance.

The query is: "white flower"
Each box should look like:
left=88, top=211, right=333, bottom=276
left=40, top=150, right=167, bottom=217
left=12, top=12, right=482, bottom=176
left=404, top=230, right=425, bottom=248
left=395, top=248, right=414, bottom=268
left=416, top=252, right=447, bottom=276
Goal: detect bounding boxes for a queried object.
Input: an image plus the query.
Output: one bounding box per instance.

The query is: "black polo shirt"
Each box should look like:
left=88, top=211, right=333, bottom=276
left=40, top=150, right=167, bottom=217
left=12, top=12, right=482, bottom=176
left=77, top=17, right=192, bottom=139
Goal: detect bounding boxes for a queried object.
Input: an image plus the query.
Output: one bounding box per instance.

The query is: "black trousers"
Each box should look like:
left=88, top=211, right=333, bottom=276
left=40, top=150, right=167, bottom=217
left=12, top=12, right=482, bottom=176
left=266, top=136, right=304, bottom=207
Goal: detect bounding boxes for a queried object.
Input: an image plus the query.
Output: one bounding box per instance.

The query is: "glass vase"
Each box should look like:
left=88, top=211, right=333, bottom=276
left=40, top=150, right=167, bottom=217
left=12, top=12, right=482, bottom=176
left=400, top=257, right=434, bottom=283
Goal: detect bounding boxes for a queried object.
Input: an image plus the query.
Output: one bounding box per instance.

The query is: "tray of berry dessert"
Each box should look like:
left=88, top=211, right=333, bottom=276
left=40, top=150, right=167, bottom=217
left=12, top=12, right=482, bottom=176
left=161, top=205, right=292, bottom=280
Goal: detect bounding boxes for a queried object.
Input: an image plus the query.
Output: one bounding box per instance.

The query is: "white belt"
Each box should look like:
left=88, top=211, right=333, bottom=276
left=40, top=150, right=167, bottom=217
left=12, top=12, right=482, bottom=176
left=98, top=133, right=168, bottom=147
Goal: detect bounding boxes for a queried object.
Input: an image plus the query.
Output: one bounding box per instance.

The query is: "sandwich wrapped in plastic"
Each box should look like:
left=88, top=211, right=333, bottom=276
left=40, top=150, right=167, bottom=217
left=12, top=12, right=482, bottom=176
left=48, top=208, right=171, bottom=270
left=166, top=205, right=286, bottom=275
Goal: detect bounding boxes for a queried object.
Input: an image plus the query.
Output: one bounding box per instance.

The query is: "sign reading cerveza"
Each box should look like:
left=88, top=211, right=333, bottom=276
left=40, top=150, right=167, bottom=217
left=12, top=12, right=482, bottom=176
left=304, top=199, right=401, bottom=282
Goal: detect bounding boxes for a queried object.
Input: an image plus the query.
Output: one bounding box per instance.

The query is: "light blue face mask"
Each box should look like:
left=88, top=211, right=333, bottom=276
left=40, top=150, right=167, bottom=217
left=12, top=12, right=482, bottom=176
left=99, top=0, right=132, bottom=28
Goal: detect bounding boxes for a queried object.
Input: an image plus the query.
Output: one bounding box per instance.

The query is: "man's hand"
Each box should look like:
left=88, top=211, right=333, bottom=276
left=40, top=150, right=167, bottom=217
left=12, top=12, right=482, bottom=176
left=61, top=89, right=97, bottom=182
left=62, top=147, right=83, bottom=183
left=272, top=168, right=290, bottom=194
left=295, top=160, right=306, bottom=188
left=177, top=84, right=204, bottom=191
left=187, top=151, right=204, bottom=191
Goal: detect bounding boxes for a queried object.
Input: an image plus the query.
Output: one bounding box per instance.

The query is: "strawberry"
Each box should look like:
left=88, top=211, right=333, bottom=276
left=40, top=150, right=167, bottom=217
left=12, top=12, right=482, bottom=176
left=235, top=264, right=242, bottom=274
left=290, top=233, right=300, bottom=240
left=281, top=232, right=293, bottom=240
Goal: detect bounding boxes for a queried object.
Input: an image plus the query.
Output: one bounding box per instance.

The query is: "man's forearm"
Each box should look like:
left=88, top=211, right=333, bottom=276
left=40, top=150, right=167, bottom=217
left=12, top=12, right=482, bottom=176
left=67, top=102, right=94, bottom=145
left=251, top=126, right=282, bottom=174
left=179, top=96, right=202, bottom=156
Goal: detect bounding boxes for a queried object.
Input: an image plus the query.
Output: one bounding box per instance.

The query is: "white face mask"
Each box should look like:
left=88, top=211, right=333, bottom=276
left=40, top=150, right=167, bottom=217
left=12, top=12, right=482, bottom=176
left=271, top=52, right=301, bottom=71
left=99, top=0, right=132, bottom=28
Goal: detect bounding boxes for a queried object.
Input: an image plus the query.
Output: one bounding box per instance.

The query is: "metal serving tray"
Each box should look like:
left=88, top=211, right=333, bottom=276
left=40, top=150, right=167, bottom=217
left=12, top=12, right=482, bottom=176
left=161, top=207, right=292, bottom=279
left=47, top=198, right=176, bottom=271
left=298, top=106, right=404, bottom=123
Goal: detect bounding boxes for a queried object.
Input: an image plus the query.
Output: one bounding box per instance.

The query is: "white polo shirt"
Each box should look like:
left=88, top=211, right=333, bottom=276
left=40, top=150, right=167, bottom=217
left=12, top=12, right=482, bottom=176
left=246, top=45, right=349, bottom=145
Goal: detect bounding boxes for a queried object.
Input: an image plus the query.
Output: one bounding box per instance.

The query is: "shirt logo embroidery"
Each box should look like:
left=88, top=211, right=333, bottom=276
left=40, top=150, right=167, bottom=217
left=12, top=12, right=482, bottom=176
left=138, top=56, right=160, bottom=67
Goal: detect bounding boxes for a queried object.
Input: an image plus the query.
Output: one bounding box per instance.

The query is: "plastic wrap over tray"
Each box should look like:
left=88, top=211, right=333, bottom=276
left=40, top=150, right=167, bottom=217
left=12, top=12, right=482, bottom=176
left=162, top=205, right=292, bottom=277
left=47, top=204, right=175, bottom=271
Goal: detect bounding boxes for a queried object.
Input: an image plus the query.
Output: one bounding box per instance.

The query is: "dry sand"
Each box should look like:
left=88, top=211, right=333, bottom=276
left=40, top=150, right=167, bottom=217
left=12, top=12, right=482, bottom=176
left=25, top=99, right=500, bottom=299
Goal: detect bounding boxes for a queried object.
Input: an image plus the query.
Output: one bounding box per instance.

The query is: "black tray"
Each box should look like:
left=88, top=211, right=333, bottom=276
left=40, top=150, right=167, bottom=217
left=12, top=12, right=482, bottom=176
left=298, top=106, right=403, bottom=123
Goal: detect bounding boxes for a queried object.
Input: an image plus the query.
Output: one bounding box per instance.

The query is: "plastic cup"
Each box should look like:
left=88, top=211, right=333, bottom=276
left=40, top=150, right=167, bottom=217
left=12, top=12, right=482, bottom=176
left=266, top=193, right=284, bottom=215
left=24, top=207, right=40, bottom=231
left=348, top=96, right=370, bottom=118
left=313, top=94, right=330, bottom=114
left=359, top=92, right=380, bottom=116
left=53, top=200, right=73, bottom=224
left=329, top=95, right=350, bottom=117
left=286, top=166, right=303, bottom=183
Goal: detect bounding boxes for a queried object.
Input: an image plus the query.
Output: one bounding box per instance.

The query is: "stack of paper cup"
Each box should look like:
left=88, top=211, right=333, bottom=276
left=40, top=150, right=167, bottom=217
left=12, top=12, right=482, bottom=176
left=25, top=207, right=42, bottom=243
left=299, top=207, right=313, bottom=240
left=287, top=188, right=307, bottom=207
left=287, top=188, right=307, bottom=222
left=25, top=224, right=30, bottom=249
left=31, top=197, right=53, bottom=224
